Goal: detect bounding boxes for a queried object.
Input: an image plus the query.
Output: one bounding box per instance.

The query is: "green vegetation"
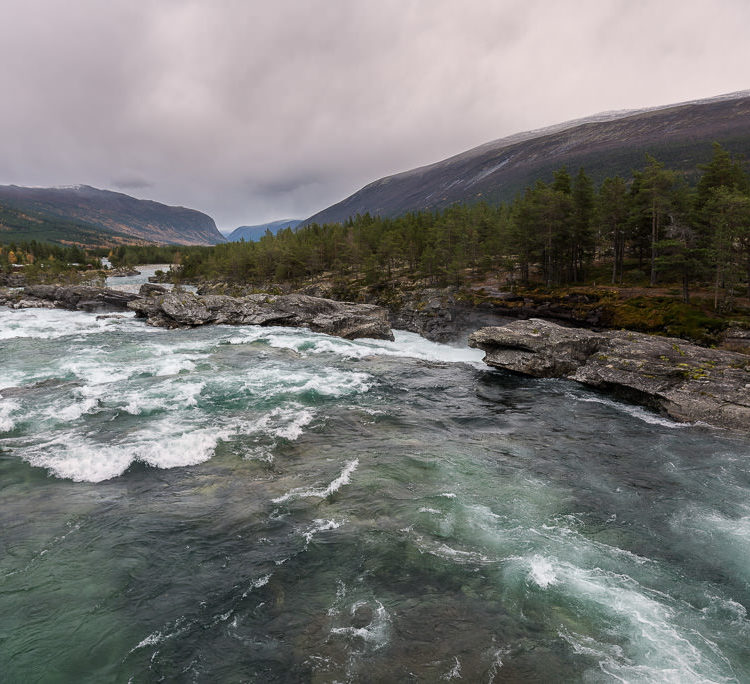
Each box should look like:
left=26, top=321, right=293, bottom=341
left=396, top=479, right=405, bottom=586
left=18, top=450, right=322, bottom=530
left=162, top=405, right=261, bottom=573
left=172, top=144, right=750, bottom=303
left=0, top=240, right=104, bottom=284
left=107, top=244, right=185, bottom=267
left=0, top=202, right=130, bottom=247
left=607, top=297, right=728, bottom=343
left=3, top=144, right=750, bottom=345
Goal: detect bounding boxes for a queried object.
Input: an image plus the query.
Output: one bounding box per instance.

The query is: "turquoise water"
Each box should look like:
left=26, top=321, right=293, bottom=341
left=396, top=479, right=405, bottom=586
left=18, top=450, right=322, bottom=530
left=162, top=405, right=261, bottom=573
left=2, top=306, right=750, bottom=682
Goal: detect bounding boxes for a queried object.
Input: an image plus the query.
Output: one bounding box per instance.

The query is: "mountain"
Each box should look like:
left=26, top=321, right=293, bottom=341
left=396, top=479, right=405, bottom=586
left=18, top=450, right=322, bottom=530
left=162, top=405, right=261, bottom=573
left=0, top=185, right=225, bottom=245
left=0, top=202, right=135, bottom=248
left=304, top=91, right=750, bottom=225
left=225, top=219, right=302, bottom=242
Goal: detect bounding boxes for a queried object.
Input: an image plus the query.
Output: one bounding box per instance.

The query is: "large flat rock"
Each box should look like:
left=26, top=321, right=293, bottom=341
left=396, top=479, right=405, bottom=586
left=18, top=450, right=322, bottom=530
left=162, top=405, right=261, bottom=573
left=128, top=291, right=394, bottom=340
left=470, top=319, right=750, bottom=431
left=1, top=284, right=139, bottom=311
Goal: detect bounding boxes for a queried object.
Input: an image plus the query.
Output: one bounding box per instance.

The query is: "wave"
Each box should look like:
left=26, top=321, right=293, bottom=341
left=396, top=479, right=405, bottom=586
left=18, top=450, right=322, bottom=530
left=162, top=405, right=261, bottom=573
left=240, top=366, right=374, bottom=400
left=0, top=308, right=140, bottom=340
left=302, top=518, right=345, bottom=545
left=20, top=423, right=226, bottom=482
left=565, top=391, right=690, bottom=428
left=225, top=327, right=485, bottom=365
left=0, top=399, right=21, bottom=432
left=504, top=555, right=737, bottom=682
left=273, top=459, right=359, bottom=503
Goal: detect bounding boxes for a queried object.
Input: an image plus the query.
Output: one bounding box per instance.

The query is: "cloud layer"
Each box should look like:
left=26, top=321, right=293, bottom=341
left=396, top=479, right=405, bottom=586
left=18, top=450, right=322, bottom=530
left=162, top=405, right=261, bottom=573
left=1, top=0, right=748, bottom=229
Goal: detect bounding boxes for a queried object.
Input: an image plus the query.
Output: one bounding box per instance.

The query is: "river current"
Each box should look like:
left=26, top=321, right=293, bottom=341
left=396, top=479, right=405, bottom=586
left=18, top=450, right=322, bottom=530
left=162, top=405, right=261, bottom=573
left=2, top=283, right=750, bottom=681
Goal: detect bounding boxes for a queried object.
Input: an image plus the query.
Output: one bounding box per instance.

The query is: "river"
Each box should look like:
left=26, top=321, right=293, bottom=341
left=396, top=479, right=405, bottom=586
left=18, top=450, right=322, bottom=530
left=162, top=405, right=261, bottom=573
left=1, top=273, right=750, bottom=682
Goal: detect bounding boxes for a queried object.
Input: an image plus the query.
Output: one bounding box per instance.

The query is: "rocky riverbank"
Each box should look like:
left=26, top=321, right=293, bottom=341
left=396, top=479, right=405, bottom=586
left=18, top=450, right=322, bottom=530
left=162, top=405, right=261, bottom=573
left=0, top=284, right=139, bottom=311
left=191, top=279, right=749, bottom=351
left=128, top=291, right=393, bottom=340
left=0, top=284, right=393, bottom=340
left=469, top=319, right=750, bottom=431
left=195, top=281, right=513, bottom=343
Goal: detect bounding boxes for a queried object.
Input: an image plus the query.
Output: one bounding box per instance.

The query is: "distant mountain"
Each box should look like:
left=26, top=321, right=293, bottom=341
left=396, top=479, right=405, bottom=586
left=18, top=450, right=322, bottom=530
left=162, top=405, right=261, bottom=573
left=225, top=219, right=302, bottom=242
left=0, top=185, right=225, bottom=245
left=304, top=91, right=750, bottom=225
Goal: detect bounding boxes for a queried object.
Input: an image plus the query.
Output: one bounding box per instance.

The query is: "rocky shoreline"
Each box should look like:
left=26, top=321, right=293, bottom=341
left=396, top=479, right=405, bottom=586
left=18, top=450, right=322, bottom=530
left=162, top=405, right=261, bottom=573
left=3, top=283, right=749, bottom=430
left=1, top=284, right=140, bottom=311
left=0, top=284, right=393, bottom=341
left=470, top=319, right=750, bottom=431
left=128, top=290, right=393, bottom=340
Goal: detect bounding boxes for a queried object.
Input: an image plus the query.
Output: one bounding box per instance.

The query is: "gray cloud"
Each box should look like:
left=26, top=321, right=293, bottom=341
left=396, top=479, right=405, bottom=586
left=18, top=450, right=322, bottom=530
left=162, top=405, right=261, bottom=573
left=0, top=0, right=748, bottom=230
left=112, top=177, right=154, bottom=191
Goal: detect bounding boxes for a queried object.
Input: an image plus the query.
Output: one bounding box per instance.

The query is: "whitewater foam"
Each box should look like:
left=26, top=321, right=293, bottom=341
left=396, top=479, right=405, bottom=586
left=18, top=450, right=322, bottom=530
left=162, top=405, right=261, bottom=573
left=272, top=459, right=359, bottom=503
left=0, top=308, right=139, bottom=341
left=330, top=600, right=391, bottom=651
left=241, top=573, right=272, bottom=599
left=527, top=555, right=557, bottom=588
left=241, top=366, right=373, bottom=399
left=0, top=399, right=21, bottom=432
left=529, top=558, right=734, bottom=682
left=20, top=422, right=226, bottom=482
left=225, top=327, right=484, bottom=365
left=566, top=391, right=689, bottom=428
left=302, top=519, right=344, bottom=545
left=440, top=656, right=462, bottom=680
left=122, top=380, right=206, bottom=415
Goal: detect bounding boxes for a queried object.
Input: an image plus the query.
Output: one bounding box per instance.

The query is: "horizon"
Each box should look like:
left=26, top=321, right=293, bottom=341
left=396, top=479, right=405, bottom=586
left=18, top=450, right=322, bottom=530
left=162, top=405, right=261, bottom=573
left=2, top=1, right=749, bottom=230
left=4, top=87, right=749, bottom=234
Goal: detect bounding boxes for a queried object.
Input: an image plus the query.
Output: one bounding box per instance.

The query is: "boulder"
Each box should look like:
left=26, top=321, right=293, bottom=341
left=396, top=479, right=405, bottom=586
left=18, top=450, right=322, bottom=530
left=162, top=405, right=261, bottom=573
left=138, top=283, right=168, bottom=297
left=128, top=291, right=394, bottom=340
left=469, top=318, right=750, bottom=431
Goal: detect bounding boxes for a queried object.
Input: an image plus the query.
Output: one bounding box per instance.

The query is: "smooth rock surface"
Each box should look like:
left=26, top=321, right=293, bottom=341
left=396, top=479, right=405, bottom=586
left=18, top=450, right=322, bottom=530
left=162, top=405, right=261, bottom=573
left=470, top=319, right=750, bottom=431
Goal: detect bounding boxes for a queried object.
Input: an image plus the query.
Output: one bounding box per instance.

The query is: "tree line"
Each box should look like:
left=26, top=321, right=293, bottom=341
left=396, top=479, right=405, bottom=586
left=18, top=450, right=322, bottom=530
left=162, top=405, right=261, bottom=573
left=4, top=144, right=749, bottom=312
left=0, top=240, right=101, bottom=273
left=173, top=144, right=749, bottom=310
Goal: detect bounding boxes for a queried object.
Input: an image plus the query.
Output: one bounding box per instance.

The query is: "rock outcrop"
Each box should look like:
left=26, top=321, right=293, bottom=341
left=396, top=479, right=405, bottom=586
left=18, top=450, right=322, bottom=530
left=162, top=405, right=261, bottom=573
left=0, top=272, right=26, bottom=287
left=138, top=283, right=168, bottom=297
left=128, top=291, right=393, bottom=340
left=1, top=285, right=393, bottom=340
left=107, top=267, right=141, bottom=277
left=469, top=319, right=750, bottom=431
left=0, top=284, right=139, bottom=311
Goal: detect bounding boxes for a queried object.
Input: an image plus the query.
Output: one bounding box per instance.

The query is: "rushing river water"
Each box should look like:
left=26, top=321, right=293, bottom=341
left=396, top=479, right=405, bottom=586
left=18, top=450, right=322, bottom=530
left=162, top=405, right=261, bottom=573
left=2, top=297, right=750, bottom=682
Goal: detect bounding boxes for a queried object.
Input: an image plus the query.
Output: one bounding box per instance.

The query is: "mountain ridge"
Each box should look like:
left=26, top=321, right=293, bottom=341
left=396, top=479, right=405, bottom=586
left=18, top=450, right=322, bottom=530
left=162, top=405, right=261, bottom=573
left=225, top=219, right=302, bottom=242
left=303, top=91, right=750, bottom=225
left=0, top=184, right=225, bottom=246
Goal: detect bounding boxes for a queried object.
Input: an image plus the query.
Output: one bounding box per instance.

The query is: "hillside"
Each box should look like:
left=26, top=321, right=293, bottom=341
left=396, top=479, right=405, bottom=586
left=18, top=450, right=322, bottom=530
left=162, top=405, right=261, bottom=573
left=304, top=91, right=750, bottom=225
left=0, top=202, right=135, bottom=247
left=225, top=219, right=302, bottom=242
left=0, top=185, right=225, bottom=246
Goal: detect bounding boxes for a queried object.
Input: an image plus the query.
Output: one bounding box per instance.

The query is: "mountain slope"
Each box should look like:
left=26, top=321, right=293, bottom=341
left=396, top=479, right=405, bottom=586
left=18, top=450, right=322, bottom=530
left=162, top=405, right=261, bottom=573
left=304, top=91, right=750, bottom=225
left=0, top=202, right=135, bottom=247
left=225, top=219, right=302, bottom=242
left=0, top=185, right=225, bottom=245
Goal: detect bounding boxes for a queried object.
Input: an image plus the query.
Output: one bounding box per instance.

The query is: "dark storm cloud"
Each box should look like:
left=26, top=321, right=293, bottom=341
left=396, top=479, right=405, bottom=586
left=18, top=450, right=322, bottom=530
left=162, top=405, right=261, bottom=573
left=1, top=0, right=749, bottom=230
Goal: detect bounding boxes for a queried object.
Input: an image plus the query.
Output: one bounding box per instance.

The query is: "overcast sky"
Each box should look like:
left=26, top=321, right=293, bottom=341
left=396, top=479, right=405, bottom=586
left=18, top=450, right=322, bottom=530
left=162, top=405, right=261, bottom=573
left=1, top=0, right=749, bottom=231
